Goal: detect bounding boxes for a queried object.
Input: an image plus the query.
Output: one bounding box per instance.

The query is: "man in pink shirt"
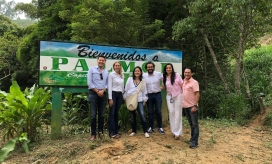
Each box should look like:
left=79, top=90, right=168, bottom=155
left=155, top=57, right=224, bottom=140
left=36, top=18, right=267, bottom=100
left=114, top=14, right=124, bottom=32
left=182, top=67, right=200, bottom=149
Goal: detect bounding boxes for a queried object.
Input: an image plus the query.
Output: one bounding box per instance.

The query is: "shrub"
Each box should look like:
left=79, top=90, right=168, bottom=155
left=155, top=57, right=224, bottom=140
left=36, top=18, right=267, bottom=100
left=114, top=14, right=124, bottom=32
left=0, top=81, right=51, bottom=142
left=263, top=111, right=272, bottom=127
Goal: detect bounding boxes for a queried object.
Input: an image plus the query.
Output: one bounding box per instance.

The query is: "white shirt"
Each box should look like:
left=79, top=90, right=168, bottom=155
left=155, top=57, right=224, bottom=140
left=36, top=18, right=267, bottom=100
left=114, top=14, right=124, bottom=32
left=108, top=71, right=124, bottom=99
left=124, top=77, right=148, bottom=102
left=143, top=71, right=163, bottom=93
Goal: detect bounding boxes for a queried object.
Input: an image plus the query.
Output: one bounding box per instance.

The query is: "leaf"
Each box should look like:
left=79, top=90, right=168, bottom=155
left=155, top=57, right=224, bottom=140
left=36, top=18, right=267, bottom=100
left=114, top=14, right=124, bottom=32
left=0, top=137, right=18, bottom=162
left=19, top=133, right=30, bottom=153
left=0, top=91, right=7, bottom=97
left=9, top=81, right=28, bottom=108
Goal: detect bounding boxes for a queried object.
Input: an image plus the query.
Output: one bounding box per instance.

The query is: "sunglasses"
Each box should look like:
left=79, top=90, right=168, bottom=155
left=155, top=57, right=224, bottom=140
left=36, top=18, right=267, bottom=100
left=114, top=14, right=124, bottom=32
left=100, top=73, right=103, bottom=80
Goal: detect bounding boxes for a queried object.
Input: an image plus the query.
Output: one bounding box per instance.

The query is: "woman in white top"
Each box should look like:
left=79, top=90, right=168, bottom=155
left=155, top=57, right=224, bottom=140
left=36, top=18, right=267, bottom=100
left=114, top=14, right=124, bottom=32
left=163, top=63, right=183, bottom=140
left=108, top=62, right=124, bottom=139
left=124, top=66, right=149, bottom=138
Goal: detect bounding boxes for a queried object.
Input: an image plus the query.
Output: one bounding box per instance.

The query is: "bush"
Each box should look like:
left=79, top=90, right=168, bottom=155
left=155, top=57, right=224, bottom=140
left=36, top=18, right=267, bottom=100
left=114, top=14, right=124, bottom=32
left=199, top=83, right=226, bottom=118
left=118, top=104, right=130, bottom=131
left=263, top=111, right=272, bottom=127
left=0, top=81, right=51, bottom=142
left=218, top=93, right=251, bottom=125
left=244, top=46, right=272, bottom=102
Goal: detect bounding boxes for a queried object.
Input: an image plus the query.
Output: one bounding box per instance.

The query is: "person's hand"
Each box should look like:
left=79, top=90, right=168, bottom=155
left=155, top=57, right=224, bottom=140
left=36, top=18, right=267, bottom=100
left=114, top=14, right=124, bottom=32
left=97, top=90, right=104, bottom=97
left=161, top=86, right=165, bottom=90
left=109, top=99, right=113, bottom=107
left=191, top=106, right=197, bottom=113
left=143, top=101, right=146, bottom=106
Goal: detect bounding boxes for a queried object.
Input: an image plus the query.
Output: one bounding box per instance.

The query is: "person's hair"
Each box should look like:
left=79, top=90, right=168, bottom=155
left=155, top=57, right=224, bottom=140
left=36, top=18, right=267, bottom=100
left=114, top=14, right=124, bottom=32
left=113, top=61, right=123, bottom=78
left=97, top=55, right=106, bottom=60
left=145, top=61, right=155, bottom=69
left=183, top=67, right=193, bottom=73
left=132, top=66, right=143, bottom=81
left=163, top=63, right=176, bottom=86
left=182, top=67, right=193, bottom=78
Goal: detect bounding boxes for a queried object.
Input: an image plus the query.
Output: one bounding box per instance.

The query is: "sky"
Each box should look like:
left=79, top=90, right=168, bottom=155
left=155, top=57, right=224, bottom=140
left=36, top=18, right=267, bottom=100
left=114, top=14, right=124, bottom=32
left=8, top=0, right=32, bottom=19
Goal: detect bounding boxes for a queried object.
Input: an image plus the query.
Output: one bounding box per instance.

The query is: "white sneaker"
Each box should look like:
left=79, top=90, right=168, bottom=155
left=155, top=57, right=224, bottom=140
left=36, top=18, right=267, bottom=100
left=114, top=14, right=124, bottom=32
left=144, top=132, right=150, bottom=138
left=129, top=132, right=136, bottom=136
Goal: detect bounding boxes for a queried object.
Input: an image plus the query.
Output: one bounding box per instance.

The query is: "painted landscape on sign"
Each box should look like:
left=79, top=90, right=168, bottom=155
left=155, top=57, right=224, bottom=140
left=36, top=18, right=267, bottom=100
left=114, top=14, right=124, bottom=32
left=40, top=41, right=182, bottom=62
left=39, top=41, right=182, bottom=86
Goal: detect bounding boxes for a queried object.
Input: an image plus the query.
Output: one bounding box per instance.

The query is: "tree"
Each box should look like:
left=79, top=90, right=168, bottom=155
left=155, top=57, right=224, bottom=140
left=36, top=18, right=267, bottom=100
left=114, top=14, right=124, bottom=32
left=173, top=0, right=272, bottom=96
left=0, top=15, right=22, bottom=91
left=15, top=0, right=72, bottom=88
left=67, top=0, right=165, bottom=47
left=173, top=1, right=232, bottom=93
left=0, top=0, right=20, bottom=19
left=224, top=0, right=272, bottom=96
left=14, top=1, right=38, bottom=20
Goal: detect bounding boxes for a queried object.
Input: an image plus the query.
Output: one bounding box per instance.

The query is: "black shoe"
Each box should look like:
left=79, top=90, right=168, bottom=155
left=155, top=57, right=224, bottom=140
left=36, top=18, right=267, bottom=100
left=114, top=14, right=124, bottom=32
left=189, top=143, right=198, bottom=149
left=147, top=127, right=154, bottom=134
left=158, top=128, right=165, bottom=135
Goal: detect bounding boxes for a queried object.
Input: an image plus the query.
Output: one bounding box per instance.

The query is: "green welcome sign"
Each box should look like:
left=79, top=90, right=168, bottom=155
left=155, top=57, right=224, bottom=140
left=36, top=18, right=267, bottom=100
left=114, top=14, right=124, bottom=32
left=39, top=41, right=182, bottom=86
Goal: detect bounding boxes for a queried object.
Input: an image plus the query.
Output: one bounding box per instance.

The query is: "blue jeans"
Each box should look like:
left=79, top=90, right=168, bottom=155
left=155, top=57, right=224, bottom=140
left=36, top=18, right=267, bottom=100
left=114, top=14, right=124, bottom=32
left=130, top=102, right=148, bottom=133
left=108, top=91, right=123, bottom=136
left=147, top=92, right=162, bottom=129
left=89, top=90, right=107, bottom=136
left=184, top=107, right=199, bottom=145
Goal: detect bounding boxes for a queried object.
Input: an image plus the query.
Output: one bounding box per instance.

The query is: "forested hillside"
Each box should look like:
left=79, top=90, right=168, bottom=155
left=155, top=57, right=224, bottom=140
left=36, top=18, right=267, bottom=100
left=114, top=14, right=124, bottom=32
left=12, top=19, right=36, bottom=28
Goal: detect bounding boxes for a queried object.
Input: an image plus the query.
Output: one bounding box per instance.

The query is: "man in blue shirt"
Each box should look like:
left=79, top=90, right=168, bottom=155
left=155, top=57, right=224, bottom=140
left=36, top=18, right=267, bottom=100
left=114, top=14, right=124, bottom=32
left=87, top=55, right=108, bottom=141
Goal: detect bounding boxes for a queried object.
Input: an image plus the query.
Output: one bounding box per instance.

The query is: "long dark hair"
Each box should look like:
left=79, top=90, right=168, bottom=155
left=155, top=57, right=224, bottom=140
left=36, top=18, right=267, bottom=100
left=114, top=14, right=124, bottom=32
left=163, top=63, right=176, bottom=86
left=132, top=66, right=143, bottom=81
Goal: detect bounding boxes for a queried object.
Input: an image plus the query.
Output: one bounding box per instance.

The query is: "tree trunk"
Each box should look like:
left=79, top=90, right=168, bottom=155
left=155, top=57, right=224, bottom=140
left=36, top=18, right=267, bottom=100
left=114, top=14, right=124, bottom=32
left=235, top=24, right=246, bottom=94
left=241, top=64, right=251, bottom=98
left=204, top=46, right=207, bottom=90
left=203, top=34, right=230, bottom=93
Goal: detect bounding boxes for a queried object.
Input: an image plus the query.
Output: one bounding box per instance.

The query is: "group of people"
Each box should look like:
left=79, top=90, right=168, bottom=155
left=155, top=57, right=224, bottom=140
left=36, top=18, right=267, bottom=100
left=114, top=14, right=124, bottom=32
left=87, top=55, right=200, bottom=149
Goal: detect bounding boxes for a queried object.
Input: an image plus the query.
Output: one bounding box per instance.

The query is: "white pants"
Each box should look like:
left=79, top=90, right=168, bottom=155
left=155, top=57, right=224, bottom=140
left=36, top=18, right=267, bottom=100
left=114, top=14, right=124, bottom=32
left=166, top=93, right=182, bottom=136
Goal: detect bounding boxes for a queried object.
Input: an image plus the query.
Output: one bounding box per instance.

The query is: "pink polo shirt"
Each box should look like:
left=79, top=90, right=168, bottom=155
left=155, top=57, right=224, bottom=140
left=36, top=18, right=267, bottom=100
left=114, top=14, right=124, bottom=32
left=165, top=73, right=183, bottom=97
left=182, top=77, right=199, bottom=108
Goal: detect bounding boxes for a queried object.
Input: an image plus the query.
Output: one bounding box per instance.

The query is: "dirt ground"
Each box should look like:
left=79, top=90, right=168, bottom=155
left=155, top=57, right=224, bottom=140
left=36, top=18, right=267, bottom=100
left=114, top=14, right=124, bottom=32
left=2, top=110, right=272, bottom=164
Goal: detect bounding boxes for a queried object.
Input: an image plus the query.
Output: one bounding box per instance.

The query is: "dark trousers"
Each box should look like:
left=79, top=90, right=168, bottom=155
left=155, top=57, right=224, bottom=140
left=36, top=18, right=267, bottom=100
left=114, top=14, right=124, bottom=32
left=147, top=92, right=162, bottom=129
left=184, top=107, right=199, bottom=144
left=89, top=90, right=106, bottom=136
left=108, top=92, right=123, bottom=136
left=130, top=102, right=148, bottom=133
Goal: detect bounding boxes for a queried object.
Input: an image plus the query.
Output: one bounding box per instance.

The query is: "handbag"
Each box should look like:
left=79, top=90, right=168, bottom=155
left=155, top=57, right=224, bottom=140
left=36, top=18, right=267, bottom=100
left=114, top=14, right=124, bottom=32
left=126, top=80, right=145, bottom=111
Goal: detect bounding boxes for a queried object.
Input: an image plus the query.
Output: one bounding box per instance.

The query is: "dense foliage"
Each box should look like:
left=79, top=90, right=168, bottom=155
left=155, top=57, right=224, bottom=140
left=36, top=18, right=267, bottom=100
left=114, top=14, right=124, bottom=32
left=0, top=81, right=51, bottom=142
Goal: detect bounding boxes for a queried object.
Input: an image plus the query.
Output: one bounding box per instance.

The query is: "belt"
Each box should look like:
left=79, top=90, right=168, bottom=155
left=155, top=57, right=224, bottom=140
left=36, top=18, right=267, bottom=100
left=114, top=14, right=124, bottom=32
left=148, top=91, right=161, bottom=95
left=112, top=91, right=122, bottom=93
left=89, top=89, right=105, bottom=92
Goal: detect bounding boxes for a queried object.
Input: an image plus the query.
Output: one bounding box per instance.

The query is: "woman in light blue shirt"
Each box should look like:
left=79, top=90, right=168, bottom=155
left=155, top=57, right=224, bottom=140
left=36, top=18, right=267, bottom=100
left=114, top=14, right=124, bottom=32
left=108, top=61, right=124, bottom=139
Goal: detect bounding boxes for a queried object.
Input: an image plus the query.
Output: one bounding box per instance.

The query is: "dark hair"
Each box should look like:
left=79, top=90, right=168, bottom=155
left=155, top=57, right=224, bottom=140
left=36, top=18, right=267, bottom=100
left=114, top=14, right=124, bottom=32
left=132, top=66, right=143, bottom=81
left=97, top=55, right=106, bottom=60
left=163, top=63, right=176, bottom=86
left=145, top=61, right=155, bottom=69
left=183, top=67, right=193, bottom=73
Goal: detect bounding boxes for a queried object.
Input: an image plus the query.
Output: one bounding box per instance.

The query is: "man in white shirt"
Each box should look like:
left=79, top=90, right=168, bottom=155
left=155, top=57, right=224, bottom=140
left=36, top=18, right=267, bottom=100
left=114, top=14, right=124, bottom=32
left=143, top=61, right=165, bottom=134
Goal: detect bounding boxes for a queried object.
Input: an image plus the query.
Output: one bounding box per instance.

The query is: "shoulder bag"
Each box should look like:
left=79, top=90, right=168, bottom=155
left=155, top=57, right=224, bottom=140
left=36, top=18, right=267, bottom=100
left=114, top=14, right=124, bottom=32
left=126, top=80, right=145, bottom=111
